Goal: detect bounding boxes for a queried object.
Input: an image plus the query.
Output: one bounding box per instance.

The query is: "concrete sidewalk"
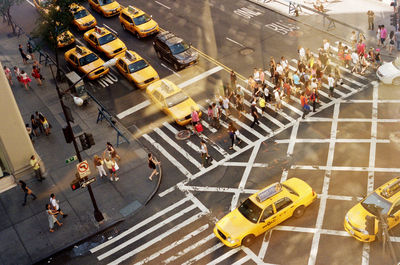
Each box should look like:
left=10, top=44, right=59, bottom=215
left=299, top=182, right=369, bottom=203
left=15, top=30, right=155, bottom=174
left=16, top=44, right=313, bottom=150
left=0, top=23, right=160, bottom=265
left=249, top=0, right=398, bottom=58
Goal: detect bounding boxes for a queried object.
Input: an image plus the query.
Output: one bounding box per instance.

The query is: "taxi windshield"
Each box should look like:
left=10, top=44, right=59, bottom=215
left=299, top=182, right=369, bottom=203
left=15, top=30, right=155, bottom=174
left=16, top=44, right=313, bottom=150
left=361, top=192, right=391, bottom=216
left=128, top=59, right=148, bottom=73
left=238, top=198, right=262, bottom=224
left=165, top=92, right=188, bottom=108
left=74, top=9, right=88, bottom=19
left=79, top=53, right=98, bottom=66
left=98, top=33, right=117, bottom=45
left=133, top=14, right=151, bottom=25
left=99, top=0, right=114, bottom=6
left=393, top=56, right=400, bottom=70
left=170, top=42, right=190, bottom=55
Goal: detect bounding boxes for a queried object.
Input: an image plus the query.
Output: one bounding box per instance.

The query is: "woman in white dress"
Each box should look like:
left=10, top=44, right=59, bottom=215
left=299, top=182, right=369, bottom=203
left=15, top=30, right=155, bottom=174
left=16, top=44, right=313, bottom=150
left=46, top=204, right=62, bottom=232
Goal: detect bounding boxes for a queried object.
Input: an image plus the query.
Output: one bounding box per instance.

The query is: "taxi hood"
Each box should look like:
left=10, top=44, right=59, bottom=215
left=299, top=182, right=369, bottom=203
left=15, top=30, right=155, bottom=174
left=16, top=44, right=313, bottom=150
left=130, top=66, right=157, bottom=83
left=102, top=39, right=125, bottom=54
left=347, top=203, right=372, bottom=230
left=216, top=209, right=255, bottom=239
left=168, top=98, right=197, bottom=120
left=137, top=19, right=158, bottom=32
left=103, top=1, right=119, bottom=11
left=81, top=59, right=104, bottom=74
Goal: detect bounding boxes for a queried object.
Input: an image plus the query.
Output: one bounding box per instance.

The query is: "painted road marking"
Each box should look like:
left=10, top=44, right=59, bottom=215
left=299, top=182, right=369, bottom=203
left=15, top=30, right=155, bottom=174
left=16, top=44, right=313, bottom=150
left=90, top=196, right=191, bottom=253
left=233, top=7, right=262, bottom=19
left=109, top=212, right=206, bottom=265
left=275, top=138, right=390, bottom=144
left=98, top=204, right=199, bottom=260
left=181, top=243, right=224, bottom=265
left=133, top=224, right=209, bottom=265
left=207, top=248, right=241, bottom=265
left=154, top=0, right=171, bottom=9
left=116, top=100, right=150, bottom=119
left=178, top=66, right=223, bottom=89
left=226, top=37, right=245, bottom=47
left=25, top=0, right=35, bottom=7
left=161, top=63, right=181, bottom=77
left=265, top=21, right=299, bottom=35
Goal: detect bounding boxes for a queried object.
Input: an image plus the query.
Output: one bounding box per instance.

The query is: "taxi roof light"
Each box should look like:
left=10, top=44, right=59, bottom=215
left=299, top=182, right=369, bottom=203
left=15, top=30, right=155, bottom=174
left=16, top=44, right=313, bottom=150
left=75, top=46, right=85, bottom=54
left=160, top=80, right=174, bottom=93
left=125, top=51, right=136, bottom=61
left=128, top=6, right=139, bottom=14
left=381, top=178, right=400, bottom=199
left=94, top=26, right=105, bottom=35
left=256, top=183, right=282, bottom=203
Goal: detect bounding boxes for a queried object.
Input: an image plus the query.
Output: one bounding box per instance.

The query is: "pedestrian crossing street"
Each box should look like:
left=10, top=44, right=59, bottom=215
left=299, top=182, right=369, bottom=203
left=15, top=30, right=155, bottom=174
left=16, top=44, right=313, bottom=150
left=89, top=193, right=252, bottom=265
left=135, top=43, right=373, bottom=179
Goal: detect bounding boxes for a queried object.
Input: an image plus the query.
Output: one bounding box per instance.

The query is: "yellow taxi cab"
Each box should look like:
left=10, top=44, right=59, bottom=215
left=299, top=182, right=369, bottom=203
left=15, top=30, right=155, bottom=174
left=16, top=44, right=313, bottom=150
left=70, top=3, right=97, bottom=31
left=119, top=5, right=159, bottom=39
left=345, top=177, right=400, bottom=242
left=88, top=0, right=121, bottom=17
left=83, top=26, right=127, bottom=58
left=115, top=50, right=159, bottom=89
left=56, top=29, right=75, bottom=48
left=64, top=46, right=109, bottom=80
left=146, top=79, right=201, bottom=126
left=214, top=178, right=317, bottom=247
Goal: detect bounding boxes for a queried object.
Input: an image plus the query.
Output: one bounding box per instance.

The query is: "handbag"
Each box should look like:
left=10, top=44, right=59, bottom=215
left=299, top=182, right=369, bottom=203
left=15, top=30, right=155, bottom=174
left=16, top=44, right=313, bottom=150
left=26, top=188, right=32, bottom=195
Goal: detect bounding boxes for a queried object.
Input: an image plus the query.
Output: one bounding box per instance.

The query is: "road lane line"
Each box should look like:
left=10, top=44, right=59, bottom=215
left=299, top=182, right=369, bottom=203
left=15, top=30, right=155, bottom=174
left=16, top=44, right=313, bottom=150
left=116, top=100, right=151, bottom=119
left=258, top=231, right=272, bottom=260
left=154, top=0, right=171, bottom=9
left=178, top=184, right=257, bottom=194
left=181, top=243, right=224, bottom=265
left=207, top=248, right=241, bottom=265
left=163, top=234, right=216, bottom=264
left=275, top=138, right=390, bottom=143
left=143, top=133, right=193, bottom=178
left=25, top=0, right=35, bottom=7
left=109, top=212, right=206, bottom=265
left=133, top=224, right=209, bottom=265
left=99, top=204, right=198, bottom=260
left=178, top=66, right=223, bottom=88
left=226, top=37, right=245, bottom=47
left=161, top=63, right=181, bottom=77
left=231, top=256, right=251, bottom=265
left=90, top=197, right=191, bottom=253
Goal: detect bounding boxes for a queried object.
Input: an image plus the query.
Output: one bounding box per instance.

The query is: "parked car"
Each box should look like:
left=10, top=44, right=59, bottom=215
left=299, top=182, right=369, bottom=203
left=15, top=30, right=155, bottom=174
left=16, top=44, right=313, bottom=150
left=153, top=31, right=198, bottom=71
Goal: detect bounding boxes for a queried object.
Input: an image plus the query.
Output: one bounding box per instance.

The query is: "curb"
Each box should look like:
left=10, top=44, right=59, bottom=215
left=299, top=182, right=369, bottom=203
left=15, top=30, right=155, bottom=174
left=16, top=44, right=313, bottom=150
left=32, top=217, right=125, bottom=265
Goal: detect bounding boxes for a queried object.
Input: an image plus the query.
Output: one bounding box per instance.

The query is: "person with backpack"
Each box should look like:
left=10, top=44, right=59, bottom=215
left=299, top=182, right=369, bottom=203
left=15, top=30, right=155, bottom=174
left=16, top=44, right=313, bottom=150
left=300, top=92, right=310, bottom=119
left=250, top=101, right=259, bottom=128
left=228, top=122, right=242, bottom=150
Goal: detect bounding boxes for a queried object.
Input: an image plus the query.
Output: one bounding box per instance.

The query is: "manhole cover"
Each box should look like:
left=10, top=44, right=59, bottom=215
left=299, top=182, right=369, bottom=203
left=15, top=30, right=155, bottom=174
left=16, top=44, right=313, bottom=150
left=176, top=130, right=191, bottom=140
left=240, top=48, right=254, bottom=56
left=389, top=132, right=400, bottom=144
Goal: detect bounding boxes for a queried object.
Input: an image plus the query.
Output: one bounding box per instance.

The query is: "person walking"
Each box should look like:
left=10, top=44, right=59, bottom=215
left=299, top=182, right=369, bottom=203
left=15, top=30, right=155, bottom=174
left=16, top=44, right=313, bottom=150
left=222, top=96, right=230, bottom=118
left=250, top=101, right=259, bottom=128
left=3, top=66, right=12, bottom=85
left=388, top=31, right=395, bottom=55
left=327, top=74, right=335, bottom=98
left=274, top=87, right=282, bottom=111
left=230, top=70, right=237, bottom=91
left=19, top=180, right=37, bottom=206
left=148, top=153, right=160, bottom=181
left=27, top=42, right=35, bottom=60
left=367, top=10, right=375, bottom=30
left=50, top=193, right=68, bottom=218
left=212, top=102, right=220, bottom=129
left=46, top=204, right=62, bottom=233
left=18, top=44, right=29, bottom=64
left=395, top=28, right=400, bottom=51
left=310, top=88, right=317, bottom=112
left=32, top=65, right=42, bottom=86
left=300, top=92, right=309, bottom=119
left=93, top=155, right=107, bottom=178
left=191, top=107, right=200, bottom=134
left=38, top=112, right=50, bottom=136
left=200, top=140, right=210, bottom=167
left=103, top=154, right=119, bottom=181
left=20, top=70, right=31, bottom=90
left=106, top=142, right=121, bottom=161
left=35, top=111, right=45, bottom=133
left=228, top=122, right=242, bottom=150
left=380, top=25, right=388, bottom=47
left=236, top=94, right=244, bottom=118
left=30, top=155, right=45, bottom=181
left=31, top=114, right=40, bottom=137
left=26, top=123, right=33, bottom=142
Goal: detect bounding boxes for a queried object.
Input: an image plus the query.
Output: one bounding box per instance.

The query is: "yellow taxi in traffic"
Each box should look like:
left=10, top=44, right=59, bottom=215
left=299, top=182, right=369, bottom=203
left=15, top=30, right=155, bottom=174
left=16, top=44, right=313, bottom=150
left=345, top=177, right=400, bottom=242
left=115, top=50, right=159, bottom=89
left=119, top=5, right=159, bottom=39
left=70, top=3, right=97, bottom=31
left=56, top=29, right=75, bottom=48
left=88, top=0, right=121, bottom=17
left=146, top=79, right=201, bottom=126
left=83, top=26, right=127, bottom=58
left=214, top=178, right=317, bottom=247
left=64, top=46, right=109, bottom=80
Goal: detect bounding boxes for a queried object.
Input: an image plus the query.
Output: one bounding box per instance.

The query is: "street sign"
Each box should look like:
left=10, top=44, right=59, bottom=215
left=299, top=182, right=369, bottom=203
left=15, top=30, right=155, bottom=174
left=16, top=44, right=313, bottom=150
left=77, top=160, right=91, bottom=178
left=81, top=177, right=96, bottom=188
left=65, top=155, right=78, bottom=164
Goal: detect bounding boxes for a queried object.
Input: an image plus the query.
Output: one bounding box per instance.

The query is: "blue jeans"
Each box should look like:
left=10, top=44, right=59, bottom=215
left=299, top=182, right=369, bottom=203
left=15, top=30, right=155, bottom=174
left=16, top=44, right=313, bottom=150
left=397, top=41, right=400, bottom=51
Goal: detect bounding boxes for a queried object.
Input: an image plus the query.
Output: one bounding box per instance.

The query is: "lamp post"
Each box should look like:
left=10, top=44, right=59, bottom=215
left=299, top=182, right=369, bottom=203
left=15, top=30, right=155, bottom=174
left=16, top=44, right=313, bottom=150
left=49, top=60, right=115, bottom=223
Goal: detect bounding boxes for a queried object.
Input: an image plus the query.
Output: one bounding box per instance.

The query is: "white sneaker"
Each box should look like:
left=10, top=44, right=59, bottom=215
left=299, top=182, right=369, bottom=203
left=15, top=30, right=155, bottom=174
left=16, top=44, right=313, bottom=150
left=110, top=178, right=114, bottom=181
left=115, top=177, right=119, bottom=181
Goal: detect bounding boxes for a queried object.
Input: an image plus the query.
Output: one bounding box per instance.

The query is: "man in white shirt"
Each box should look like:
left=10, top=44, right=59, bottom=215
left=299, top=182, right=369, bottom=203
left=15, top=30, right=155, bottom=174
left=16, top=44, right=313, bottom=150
left=351, top=51, right=359, bottom=73
left=298, top=46, right=306, bottom=63
left=327, top=74, right=335, bottom=98
left=50, top=193, right=68, bottom=218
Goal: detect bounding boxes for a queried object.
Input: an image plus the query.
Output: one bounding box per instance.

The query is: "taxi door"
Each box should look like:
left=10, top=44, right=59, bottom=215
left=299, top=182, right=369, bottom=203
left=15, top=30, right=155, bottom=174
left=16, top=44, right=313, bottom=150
left=274, top=196, right=294, bottom=222
left=258, top=204, right=277, bottom=234
left=88, top=34, right=98, bottom=48
left=117, top=59, right=129, bottom=80
left=387, top=200, right=400, bottom=229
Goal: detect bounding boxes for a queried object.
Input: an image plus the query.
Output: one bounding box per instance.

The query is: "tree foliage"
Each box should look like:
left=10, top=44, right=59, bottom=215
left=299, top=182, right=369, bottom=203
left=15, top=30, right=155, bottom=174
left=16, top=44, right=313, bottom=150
left=0, top=0, right=24, bottom=34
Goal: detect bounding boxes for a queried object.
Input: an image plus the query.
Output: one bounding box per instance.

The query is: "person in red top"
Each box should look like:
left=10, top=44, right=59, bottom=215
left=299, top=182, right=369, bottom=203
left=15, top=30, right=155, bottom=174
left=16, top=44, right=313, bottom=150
left=356, top=40, right=366, bottom=57
left=300, top=92, right=309, bottom=119
left=31, top=65, right=42, bottom=86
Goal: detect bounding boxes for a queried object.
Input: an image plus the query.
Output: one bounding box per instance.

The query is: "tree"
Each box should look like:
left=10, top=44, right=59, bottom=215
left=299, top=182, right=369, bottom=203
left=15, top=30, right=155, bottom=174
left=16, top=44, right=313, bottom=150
left=0, top=0, right=24, bottom=35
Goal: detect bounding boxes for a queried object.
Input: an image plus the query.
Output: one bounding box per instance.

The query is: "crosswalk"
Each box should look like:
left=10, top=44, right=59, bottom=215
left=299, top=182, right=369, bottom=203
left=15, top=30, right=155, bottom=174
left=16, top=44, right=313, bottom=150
left=131, top=42, right=372, bottom=180
left=89, top=194, right=248, bottom=265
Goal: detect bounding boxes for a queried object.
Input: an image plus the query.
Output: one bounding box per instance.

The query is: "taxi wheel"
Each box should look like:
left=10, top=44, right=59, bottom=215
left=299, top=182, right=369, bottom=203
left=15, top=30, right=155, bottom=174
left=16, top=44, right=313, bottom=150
left=173, top=63, right=180, bottom=71
left=242, top=235, right=255, bottom=247
left=135, top=32, right=141, bottom=39
left=293, top=205, right=305, bottom=218
left=393, top=77, right=400, bottom=86
left=121, top=24, right=126, bottom=31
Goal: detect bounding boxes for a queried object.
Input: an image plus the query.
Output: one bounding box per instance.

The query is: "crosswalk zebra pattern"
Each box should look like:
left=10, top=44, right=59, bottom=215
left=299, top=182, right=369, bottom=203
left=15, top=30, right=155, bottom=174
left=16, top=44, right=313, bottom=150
left=139, top=42, right=373, bottom=180
left=89, top=195, right=248, bottom=265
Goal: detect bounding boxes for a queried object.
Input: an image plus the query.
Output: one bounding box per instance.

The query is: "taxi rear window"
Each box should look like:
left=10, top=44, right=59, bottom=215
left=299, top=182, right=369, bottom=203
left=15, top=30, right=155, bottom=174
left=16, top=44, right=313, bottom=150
left=282, top=184, right=299, bottom=197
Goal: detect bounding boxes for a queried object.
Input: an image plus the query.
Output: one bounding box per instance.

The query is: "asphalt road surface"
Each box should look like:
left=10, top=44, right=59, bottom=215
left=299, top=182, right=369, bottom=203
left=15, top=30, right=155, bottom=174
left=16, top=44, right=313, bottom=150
left=12, top=0, right=400, bottom=264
